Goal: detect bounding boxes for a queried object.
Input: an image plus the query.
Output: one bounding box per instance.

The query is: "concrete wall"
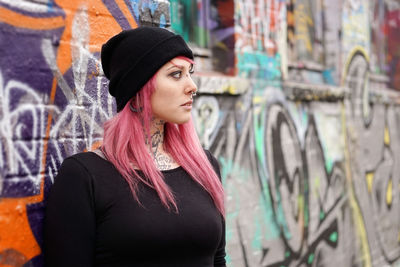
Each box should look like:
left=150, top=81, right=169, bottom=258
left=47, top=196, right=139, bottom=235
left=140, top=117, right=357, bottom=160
left=0, top=0, right=399, bottom=266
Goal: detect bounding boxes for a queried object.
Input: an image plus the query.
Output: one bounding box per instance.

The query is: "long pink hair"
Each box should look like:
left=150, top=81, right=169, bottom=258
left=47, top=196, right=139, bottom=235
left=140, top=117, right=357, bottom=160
left=101, top=58, right=225, bottom=216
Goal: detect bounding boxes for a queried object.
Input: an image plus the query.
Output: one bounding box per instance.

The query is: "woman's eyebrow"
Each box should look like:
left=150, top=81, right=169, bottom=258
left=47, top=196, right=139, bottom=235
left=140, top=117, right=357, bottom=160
left=167, top=64, right=184, bottom=70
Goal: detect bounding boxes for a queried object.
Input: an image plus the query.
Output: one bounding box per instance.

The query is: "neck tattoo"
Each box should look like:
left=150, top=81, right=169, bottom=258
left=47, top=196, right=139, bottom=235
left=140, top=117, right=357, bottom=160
left=148, top=118, right=178, bottom=170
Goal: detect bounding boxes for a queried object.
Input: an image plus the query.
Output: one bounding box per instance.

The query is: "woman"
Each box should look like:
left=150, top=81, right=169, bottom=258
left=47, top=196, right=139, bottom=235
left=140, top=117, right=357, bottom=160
left=44, top=26, right=226, bottom=266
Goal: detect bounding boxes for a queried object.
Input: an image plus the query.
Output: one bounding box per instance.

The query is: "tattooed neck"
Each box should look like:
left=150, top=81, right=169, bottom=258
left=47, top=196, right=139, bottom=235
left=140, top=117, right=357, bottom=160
left=147, top=117, right=179, bottom=170
left=149, top=118, right=165, bottom=156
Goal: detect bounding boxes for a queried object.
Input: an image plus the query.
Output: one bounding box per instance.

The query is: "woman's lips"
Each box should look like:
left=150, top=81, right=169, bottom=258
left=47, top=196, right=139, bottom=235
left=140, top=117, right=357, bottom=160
left=181, top=100, right=193, bottom=106
left=181, top=100, right=193, bottom=110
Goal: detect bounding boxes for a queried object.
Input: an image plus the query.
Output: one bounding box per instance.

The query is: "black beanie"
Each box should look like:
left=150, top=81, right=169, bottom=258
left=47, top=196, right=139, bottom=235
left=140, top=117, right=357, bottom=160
left=101, top=26, right=194, bottom=112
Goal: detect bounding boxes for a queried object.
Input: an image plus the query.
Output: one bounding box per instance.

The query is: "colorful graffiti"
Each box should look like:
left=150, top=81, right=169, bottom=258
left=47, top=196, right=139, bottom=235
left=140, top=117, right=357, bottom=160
left=287, top=0, right=324, bottom=64
left=370, top=0, right=400, bottom=90
left=2, top=0, right=400, bottom=266
left=386, top=1, right=400, bottom=89
left=170, top=0, right=235, bottom=74
left=190, top=0, right=400, bottom=266
left=0, top=0, right=169, bottom=265
left=235, top=0, right=285, bottom=81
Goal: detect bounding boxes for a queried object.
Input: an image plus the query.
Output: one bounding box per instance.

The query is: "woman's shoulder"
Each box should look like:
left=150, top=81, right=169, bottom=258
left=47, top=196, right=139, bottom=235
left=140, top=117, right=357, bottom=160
left=67, top=150, right=104, bottom=162
left=57, top=151, right=113, bottom=178
left=203, top=149, right=218, bottom=164
left=62, top=150, right=108, bottom=167
left=203, top=149, right=221, bottom=178
left=52, top=151, right=120, bottom=195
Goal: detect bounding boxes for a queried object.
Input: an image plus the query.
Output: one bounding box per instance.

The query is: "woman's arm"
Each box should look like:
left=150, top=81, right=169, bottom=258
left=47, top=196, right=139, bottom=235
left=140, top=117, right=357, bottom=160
left=44, top=157, right=96, bottom=267
left=214, top=216, right=227, bottom=266
left=204, top=150, right=227, bottom=266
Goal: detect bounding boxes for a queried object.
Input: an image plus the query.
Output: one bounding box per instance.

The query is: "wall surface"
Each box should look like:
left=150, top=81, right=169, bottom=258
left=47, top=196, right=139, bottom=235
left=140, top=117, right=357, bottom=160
left=0, top=0, right=400, bottom=266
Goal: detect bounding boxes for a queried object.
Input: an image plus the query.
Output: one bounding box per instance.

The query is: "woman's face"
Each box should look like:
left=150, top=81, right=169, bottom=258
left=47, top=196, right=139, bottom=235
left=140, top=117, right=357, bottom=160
left=151, top=57, right=197, bottom=124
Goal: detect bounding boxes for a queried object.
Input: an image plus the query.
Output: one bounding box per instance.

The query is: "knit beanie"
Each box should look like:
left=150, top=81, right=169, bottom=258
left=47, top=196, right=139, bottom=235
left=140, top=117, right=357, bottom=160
left=101, top=26, right=194, bottom=112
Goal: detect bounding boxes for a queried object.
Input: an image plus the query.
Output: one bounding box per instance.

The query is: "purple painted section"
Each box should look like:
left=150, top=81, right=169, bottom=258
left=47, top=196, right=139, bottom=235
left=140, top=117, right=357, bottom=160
left=103, top=0, right=137, bottom=29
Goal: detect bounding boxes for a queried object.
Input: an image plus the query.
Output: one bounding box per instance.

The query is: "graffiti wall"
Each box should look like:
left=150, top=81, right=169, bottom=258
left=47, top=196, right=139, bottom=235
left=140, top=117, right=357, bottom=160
left=1, top=0, right=400, bottom=266
left=0, top=0, right=169, bottom=265
left=191, top=0, right=400, bottom=266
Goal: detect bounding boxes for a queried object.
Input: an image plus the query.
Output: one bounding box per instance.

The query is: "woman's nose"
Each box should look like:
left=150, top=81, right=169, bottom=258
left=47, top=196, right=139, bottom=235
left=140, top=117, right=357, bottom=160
left=185, top=75, right=197, bottom=95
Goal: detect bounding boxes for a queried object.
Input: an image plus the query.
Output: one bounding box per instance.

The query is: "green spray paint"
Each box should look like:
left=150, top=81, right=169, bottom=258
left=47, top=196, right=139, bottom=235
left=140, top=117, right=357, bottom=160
left=252, top=194, right=281, bottom=251
left=319, top=211, right=325, bottom=220
left=237, top=51, right=282, bottom=81
left=169, top=0, right=209, bottom=48
left=308, top=253, right=315, bottom=264
left=329, top=231, right=338, bottom=243
left=254, top=110, right=267, bottom=170
left=285, top=251, right=290, bottom=258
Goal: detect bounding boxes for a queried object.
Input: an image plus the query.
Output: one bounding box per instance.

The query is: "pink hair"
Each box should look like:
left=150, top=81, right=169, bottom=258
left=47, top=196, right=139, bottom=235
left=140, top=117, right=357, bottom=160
left=101, top=57, right=225, bottom=216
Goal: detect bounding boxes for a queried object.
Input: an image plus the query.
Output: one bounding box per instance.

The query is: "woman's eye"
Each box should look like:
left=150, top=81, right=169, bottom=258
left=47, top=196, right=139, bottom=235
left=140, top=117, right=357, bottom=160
left=170, top=71, right=182, bottom=79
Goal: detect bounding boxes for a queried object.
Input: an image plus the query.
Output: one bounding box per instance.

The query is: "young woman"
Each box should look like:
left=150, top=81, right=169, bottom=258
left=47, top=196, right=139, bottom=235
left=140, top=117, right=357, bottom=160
left=44, top=26, right=226, bottom=266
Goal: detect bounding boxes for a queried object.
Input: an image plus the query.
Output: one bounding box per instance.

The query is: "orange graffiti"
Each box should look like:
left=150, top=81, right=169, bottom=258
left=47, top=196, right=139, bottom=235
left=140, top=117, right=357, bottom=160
left=84, top=140, right=103, bottom=152
left=0, top=198, right=42, bottom=263
left=54, top=0, right=127, bottom=74
left=0, top=6, right=65, bottom=30
left=115, top=0, right=138, bottom=29
left=0, top=172, right=45, bottom=263
left=1, top=0, right=138, bottom=264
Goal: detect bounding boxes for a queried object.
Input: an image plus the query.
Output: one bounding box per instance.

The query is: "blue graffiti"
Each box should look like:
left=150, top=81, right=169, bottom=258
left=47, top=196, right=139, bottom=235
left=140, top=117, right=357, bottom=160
left=129, top=0, right=140, bottom=21
left=141, top=0, right=159, bottom=16
left=159, top=14, right=166, bottom=28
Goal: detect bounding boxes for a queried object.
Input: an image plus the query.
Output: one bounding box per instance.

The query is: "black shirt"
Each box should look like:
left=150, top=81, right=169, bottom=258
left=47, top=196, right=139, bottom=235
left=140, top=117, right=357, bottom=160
left=44, top=151, right=226, bottom=267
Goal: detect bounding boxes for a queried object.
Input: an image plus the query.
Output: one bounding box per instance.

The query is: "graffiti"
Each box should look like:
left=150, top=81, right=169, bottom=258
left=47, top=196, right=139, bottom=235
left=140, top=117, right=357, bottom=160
left=287, top=0, right=323, bottom=63
left=0, top=71, right=46, bottom=266
left=344, top=50, right=400, bottom=266
left=341, top=0, right=370, bottom=72
left=193, top=75, right=249, bottom=94
left=196, top=87, right=363, bottom=267
left=343, top=50, right=371, bottom=123
left=191, top=0, right=400, bottom=261
left=260, top=100, right=355, bottom=267
left=130, top=0, right=170, bottom=27
left=170, top=0, right=209, bottom=47
left=2, top=0, right=400, bottom=266
left=369, top=0, right=400, bottom=90
left=386, top=5, right=400, bottom=89
left=170, top=0, right=235, bottom=74
left=235, top=0, right=285, bottom=80
left=321, top=0, right=342, bottom=85
left=193, top=96, right=221, bottom=149
left=0, top=0, right=171, bottom=265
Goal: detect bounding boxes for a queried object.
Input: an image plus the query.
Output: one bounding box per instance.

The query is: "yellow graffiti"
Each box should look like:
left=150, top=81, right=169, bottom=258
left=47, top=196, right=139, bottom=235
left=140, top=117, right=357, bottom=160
left=366, top=172, right=374, bottom=193
left=341, top=46, right=369, bottom=86
left=312, top=176, right=320, bottom=198
left=384, top=126, right=390, bottom=145
left=386, top=179, right=393, bottom=206
left=341, top=102, right=372, bottom=267
left=294, top=3, right=314, bottom=52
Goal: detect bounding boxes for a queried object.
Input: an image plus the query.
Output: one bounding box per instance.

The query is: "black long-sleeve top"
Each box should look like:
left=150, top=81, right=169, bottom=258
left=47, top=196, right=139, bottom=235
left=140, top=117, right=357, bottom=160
left=44, top=151, right=226, bottom=267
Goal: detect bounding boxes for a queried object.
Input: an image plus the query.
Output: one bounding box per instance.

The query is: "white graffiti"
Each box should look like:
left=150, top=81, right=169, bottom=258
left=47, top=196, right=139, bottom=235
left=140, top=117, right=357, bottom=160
left=0, top=0, right=53, bottom=13
left=193, top=96, right=220, bottom=149
left=0, top=5, right=115, bottom=195
left=193, top=75, right=249, bottom=95
left=41, top=5, right=114, bottom=159
left=0, top=69, right=58, bottom=192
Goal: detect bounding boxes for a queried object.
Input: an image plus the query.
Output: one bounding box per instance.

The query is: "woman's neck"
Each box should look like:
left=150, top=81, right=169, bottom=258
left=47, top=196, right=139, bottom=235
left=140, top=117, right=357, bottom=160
left=147, top=117, right=178, bottom=170
left=149, top=117, right=165, bottom=156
